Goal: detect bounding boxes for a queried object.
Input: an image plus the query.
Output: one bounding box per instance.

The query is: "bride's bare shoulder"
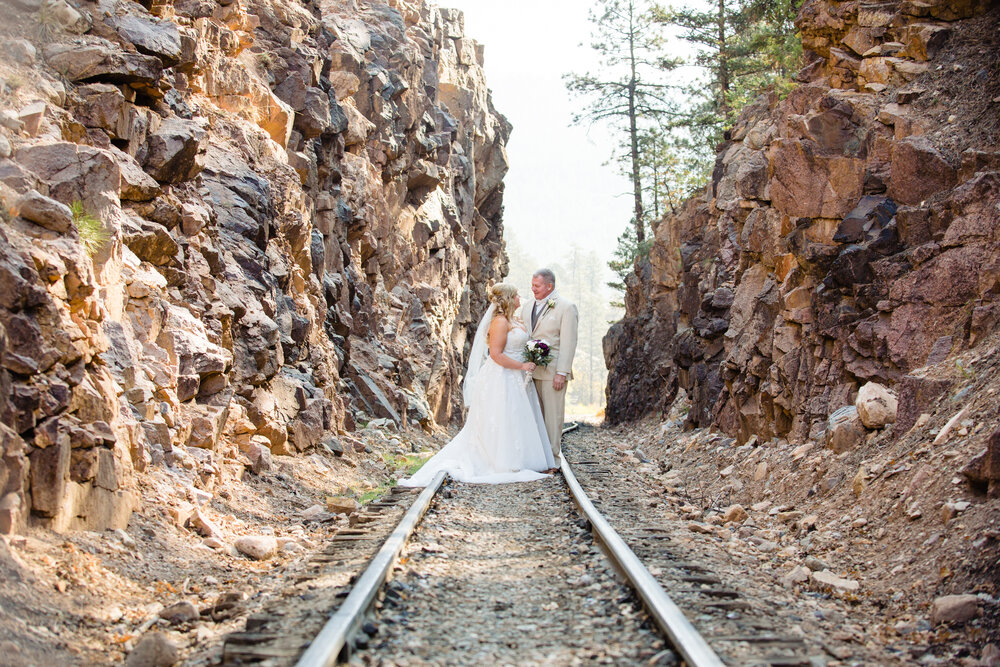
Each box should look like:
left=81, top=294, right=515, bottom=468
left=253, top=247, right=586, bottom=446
left=488, top=314, right=510, bottom=332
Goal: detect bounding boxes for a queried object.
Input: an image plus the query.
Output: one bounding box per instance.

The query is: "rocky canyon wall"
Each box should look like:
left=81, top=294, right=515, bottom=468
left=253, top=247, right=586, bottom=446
left=605, top=0, right=1000, bottom=443
left=0, top=0, right=510, bottom=534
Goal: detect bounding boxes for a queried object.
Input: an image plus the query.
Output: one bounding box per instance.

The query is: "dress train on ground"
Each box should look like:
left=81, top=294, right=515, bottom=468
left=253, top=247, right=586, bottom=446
left=399, top=327, right=555, bottom=487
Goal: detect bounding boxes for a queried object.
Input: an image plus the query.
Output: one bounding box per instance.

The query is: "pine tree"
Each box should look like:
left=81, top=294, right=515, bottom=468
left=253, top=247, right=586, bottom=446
left=652, top=0, right=743, bottom=153
left=607, top=219, right=651, bottom=308
left=725, top=0, right=803, bottom=110
left=565, top=0, right=681, bottom=244
left=653, top=0, right=803, bottom=161
left=637, top=126, right=709, bottom=218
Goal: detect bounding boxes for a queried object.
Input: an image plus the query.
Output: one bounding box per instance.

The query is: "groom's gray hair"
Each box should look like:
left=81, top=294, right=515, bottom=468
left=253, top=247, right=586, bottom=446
left=533, top=268, right=556, bottom=286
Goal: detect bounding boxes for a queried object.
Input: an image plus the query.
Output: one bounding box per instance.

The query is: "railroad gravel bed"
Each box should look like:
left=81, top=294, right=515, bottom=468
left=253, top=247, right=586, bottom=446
left=215, top=489, right=420, bottom=666
left=350, top=478, right=670, bottom=666
left=564, top=425, right=912, bottom=666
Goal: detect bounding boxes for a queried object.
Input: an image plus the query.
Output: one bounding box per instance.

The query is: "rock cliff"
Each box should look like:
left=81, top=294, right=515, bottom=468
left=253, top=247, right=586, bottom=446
left=0, top=0, right=510, bottom=534
left=605, top=0, right=999, bottom=449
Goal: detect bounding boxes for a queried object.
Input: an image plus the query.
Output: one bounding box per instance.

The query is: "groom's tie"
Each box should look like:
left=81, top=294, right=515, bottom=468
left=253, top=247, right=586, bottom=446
left=531, top=303, right=540, bottom=329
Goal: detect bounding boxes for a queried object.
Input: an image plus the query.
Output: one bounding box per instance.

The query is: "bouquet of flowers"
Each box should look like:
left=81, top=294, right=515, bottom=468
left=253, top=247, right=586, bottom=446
left=523, top=339, right=552, bottom=388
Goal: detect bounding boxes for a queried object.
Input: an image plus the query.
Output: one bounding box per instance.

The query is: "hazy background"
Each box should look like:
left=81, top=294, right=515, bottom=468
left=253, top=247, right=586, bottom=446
left=443, top=0, right=636, bottom=412
left=445, top=0, right=635, bottom=262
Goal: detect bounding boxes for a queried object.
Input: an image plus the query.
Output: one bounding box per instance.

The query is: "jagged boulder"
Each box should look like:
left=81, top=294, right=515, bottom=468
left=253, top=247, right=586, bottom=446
left=121, top=215, right=178, bottom=265
left=931, top=594, right=980, bottom=624
left=827, top=406, right=866, bottom=453
left=769, top=138, right=864, bottom=218
left=142, top=117, right=207, bottom=183
left=14, top=190, right=73, bottom=233
left=275, top=74, right=348, bottom=139
left=111, top=15, right=183, bottom=67
left=894, top=375, right=951, bottom=437
left=110, top=147, right=162, bottom=201
left=157, top=306, right=232, bottom=385
left=834, top=196, right=897, bottom=244
left=890, top=136, right=958, bottom=204
left=0, top=424, right=29, bottom=534
left=15, top=142, right=121, bottom=209
left=44, top=44, right=162, bottom=90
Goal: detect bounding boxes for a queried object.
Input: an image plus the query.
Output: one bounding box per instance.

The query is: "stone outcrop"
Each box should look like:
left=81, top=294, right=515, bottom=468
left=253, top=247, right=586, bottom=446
left=0, top=0, right=509, bottom=533
left=605, top=1, right=1000, bottom=446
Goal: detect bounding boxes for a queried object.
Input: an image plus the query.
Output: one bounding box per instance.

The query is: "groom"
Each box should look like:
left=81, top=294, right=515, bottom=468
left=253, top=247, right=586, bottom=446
left=522, top=268, right=578, bottom=459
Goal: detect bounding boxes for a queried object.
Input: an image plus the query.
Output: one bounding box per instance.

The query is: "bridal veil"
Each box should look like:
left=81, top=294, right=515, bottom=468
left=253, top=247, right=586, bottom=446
left=462, top=303, right=495, bottom=407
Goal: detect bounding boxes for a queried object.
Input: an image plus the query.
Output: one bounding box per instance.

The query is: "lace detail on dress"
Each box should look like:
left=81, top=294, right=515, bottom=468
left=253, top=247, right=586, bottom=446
left=503, top=326, right=530, bottom=361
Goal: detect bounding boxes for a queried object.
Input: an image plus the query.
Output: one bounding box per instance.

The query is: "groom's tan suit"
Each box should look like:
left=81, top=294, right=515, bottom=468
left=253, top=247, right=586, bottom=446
left=521, top=294, right=578, bottom=456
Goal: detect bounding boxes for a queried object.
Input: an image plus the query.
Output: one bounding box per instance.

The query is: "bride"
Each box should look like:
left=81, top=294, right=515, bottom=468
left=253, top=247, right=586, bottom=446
left=399, top=283, right=556, bottom=486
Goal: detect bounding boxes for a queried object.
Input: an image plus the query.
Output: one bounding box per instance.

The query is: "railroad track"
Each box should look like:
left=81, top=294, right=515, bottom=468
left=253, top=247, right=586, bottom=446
left=565, top=442, right=826, bottom=667
left=220, top=423, right=856, bottom=666
left=561, top=424, right=900, bottom=667
left=219, top=487, right=426, bottom=665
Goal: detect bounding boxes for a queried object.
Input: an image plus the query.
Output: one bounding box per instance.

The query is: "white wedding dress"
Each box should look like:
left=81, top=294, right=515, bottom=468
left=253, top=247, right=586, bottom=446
left=399, top=312, right=555, bottom=487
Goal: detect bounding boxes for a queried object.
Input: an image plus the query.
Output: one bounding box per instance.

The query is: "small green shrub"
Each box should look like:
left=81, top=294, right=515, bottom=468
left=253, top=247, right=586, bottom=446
left=70, top=201, right=109, bottom=256
left=358, top=482, right=394, bottom=505
left=357, top=453, right=428, bottom=503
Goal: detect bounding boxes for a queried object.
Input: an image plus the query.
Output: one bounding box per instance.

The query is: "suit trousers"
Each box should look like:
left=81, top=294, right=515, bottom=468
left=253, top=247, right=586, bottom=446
left=533, top=377, right=566, bottom=458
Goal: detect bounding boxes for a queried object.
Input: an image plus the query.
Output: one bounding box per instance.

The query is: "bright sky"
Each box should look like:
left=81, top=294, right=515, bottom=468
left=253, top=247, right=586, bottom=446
left=440, top=0, right=635, bottom=267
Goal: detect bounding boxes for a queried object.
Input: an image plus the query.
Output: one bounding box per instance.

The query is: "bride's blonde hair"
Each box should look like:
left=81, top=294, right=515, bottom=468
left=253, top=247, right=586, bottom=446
left=488, top=283, right=519, bottom=323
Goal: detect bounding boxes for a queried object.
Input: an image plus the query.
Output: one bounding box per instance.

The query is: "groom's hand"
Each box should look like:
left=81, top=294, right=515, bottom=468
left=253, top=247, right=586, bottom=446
left=552, top=374, right=566, bottom=391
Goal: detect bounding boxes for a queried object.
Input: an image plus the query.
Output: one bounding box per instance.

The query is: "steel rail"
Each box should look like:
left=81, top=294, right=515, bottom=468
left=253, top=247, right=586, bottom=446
left=560, top=453, right=726, bottom=667
left=295, top=470, right=447, bottom=667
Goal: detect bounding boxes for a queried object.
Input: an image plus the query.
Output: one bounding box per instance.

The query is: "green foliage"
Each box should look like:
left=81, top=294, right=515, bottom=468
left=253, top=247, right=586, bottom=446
left=564, top=0, right=679, bottom=127
left=653, top=0, right=804, bottom=163
left=636, top=126, right=710, bottom=219
left=567, top=0, right=803, bottom=253
left=724, top=0, right=803, bottom=109
left=70, top=201, right=109, bottom=257
left=358, top=453, right=429, bottom=503
left=608, top=220, right=652, bottom=299
left=4, top=76, right=25, bottom=95
left=390, top=452, right=428, bottom=477
left=565, top=0, right=684, bottom=241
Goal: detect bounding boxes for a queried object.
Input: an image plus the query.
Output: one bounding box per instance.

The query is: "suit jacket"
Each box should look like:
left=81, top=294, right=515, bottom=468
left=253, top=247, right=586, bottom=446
left=520, top=294, right=579, bottom=381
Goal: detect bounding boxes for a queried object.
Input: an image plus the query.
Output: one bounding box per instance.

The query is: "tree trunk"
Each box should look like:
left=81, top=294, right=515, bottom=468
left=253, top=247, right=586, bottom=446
left=652, top=162, right=660, bottom=220
left=717, top=0, right=731, bottom=120
left=628, top=0, right=645, bottom=242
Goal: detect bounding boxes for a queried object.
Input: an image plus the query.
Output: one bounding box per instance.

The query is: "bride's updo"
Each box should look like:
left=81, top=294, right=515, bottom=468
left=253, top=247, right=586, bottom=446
left=488, top=282, right=519, bottom=322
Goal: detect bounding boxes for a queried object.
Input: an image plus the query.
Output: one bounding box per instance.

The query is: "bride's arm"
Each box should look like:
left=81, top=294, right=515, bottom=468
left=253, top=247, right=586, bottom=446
left=488, top=317, right=535, bottom=371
